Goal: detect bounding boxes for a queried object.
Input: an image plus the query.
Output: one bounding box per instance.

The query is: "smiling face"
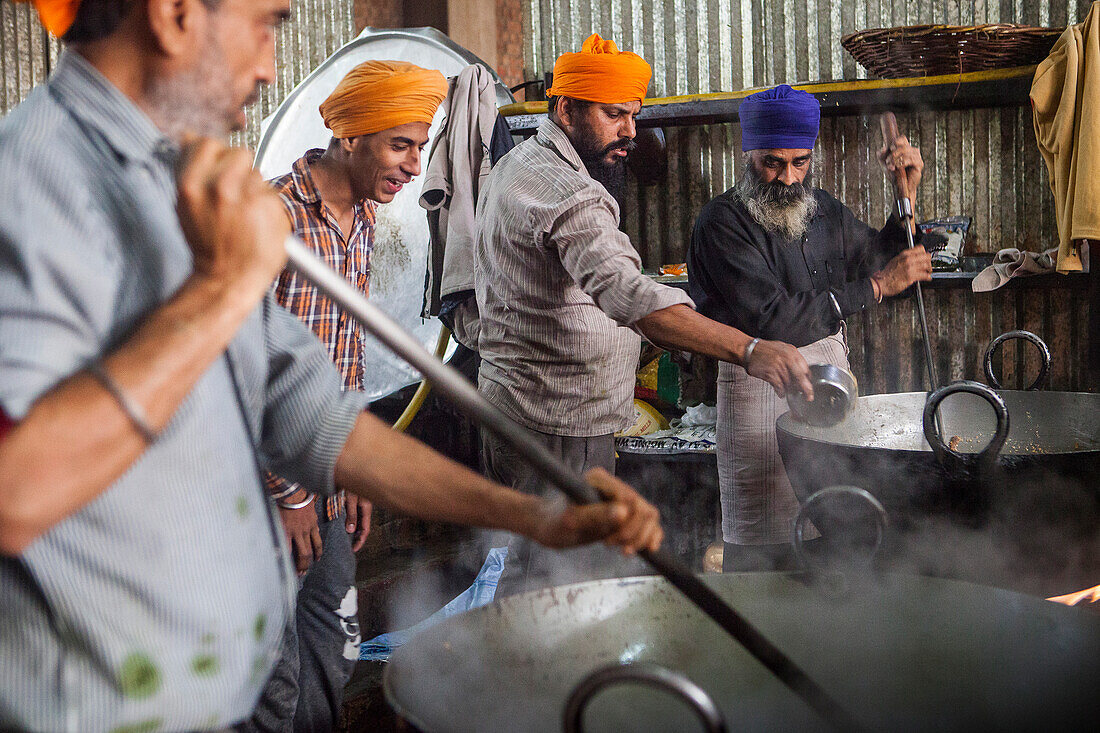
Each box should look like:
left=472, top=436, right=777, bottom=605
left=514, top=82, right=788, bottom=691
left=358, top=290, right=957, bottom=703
left=345, top=121, right=431, bottom=204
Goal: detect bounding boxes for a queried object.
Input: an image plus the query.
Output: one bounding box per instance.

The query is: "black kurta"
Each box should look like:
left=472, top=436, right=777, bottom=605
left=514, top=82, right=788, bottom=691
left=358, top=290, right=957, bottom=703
left=688, top=188, right=909, bottom=348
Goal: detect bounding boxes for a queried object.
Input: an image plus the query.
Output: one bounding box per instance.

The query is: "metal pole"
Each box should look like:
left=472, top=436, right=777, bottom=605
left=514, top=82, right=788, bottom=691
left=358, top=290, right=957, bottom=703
left=284, top=235, right=865, bottom=732
left=896, top=198, right=939, bottom=392
left=880, top=112, right=941, bottom=438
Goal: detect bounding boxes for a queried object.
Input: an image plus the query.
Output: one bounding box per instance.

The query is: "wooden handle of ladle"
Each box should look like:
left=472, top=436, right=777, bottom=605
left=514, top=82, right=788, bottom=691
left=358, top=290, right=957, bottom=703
left=880, top=111, right=914, bottom=228
left=879, top=111, right=900, bottom=150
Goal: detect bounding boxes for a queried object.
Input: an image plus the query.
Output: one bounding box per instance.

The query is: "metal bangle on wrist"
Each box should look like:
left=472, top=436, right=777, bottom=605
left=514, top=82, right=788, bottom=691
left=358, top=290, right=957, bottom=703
left=276, top=492, right=315, bottom=511
left=869, top=276, right=884, bottom=304
left=86, top=360, right=159, bottom=444
left=743, top=337, right=761, bottom=368
left=268, top=484, right=302, bottom=501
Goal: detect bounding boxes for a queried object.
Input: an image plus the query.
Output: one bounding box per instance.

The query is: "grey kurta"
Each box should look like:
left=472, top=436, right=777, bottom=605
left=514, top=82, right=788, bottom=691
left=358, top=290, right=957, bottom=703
left=0, top=52, right=366, bottom=730
left=474, top=118, right=692, bottom=437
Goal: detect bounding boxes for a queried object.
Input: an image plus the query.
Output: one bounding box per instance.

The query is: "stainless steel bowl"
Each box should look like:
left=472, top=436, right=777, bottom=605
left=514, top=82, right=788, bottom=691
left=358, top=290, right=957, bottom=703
left=787, top=363, right=859, bottom=427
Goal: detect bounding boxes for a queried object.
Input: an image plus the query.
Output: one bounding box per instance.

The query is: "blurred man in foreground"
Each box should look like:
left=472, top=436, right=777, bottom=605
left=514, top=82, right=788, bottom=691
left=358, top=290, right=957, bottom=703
left=0, top=2, right=662, bottom=729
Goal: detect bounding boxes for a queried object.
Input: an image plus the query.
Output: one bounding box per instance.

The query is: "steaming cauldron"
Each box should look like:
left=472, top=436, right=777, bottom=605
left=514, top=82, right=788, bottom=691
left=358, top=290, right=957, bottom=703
left=776, top=333, right=1100, bottom=596
left=383, top=571, right=1100, bottom=731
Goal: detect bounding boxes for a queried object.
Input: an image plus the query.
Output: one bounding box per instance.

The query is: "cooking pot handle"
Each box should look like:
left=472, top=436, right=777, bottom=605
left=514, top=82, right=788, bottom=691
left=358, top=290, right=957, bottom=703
left=923, top=381, right=1009, bottom=464
left=983, top=330, right=1051, bottom=391
left=564, top=662, right=727, bottom=733
left=792, top=486, right=888, bottom=571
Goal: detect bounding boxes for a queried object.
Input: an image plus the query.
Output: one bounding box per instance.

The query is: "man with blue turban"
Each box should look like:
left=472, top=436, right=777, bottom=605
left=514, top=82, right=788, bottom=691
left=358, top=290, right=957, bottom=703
left=687, top=85, right=932, bottom=572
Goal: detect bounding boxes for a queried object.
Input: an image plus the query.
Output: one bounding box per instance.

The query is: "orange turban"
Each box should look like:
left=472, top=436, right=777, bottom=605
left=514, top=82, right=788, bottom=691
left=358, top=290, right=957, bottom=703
left=319, top=60, right=448, bottom=139
left=546, top=34, right=651, bottom=104
left=14, top=0, right=80, bottom=37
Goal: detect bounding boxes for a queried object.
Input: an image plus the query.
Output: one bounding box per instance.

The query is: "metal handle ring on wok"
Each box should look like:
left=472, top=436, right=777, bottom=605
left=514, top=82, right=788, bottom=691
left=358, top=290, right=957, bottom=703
left=792, top=486, right=889, bottom=578
left=983, top=330, right=1051, bottom=391
left=563, top=662, right=728, bottom=733
left=922, top=381, right=1010, bottom=466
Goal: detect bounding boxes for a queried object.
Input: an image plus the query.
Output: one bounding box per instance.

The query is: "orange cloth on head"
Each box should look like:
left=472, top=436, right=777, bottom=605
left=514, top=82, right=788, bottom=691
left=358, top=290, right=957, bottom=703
left=546, top=33, right=651, bottom=104
left=14, top=0, right=80, bottom=37
left=319, top=60, right=448, bottom=139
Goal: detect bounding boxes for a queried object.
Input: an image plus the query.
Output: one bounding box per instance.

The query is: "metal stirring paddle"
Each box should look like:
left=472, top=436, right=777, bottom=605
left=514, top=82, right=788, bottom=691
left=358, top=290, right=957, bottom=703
left=880, top=113, right=940, bottom=435
left=284, top=234, right=867, bottom=732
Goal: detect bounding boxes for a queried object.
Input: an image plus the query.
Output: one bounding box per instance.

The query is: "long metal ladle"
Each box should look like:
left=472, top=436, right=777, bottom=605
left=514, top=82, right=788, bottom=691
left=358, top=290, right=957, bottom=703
left=880, top=112, right=937, bottom=392
left=880, top=113, right=942, bottom=439
left=284, top=235, right=865, bottom=731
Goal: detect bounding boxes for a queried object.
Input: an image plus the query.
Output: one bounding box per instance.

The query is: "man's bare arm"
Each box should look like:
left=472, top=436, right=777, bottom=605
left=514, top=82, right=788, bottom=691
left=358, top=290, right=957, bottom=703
left=635, top=304, right=814, bottom=399
left=0, top=141, right=290, bottom=555
left=334, top=411, right=664, bottom=554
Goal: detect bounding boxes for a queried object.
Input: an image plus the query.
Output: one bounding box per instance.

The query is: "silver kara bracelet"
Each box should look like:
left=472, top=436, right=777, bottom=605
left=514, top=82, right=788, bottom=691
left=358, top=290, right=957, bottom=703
left=277, top=493, right=316, bottom=511
left=86, top=361, right=158, bottom=444
left=268, top=483, right=302, bottom=501
left=743, top=337, right=761, bottom=367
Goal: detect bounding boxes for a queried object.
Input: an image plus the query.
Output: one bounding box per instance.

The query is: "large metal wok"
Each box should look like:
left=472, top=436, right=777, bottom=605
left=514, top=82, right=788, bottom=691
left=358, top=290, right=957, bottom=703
left=384, top=570, right=1100, bottom=732
left=777, top=333, right=1100, bottom=596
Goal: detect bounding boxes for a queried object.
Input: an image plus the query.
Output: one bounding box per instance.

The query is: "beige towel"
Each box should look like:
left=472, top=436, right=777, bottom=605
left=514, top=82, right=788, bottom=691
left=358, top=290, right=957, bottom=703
left=971, top=247, right=1059, bottom=291
left=1030, top=2, right=1100, bottom=273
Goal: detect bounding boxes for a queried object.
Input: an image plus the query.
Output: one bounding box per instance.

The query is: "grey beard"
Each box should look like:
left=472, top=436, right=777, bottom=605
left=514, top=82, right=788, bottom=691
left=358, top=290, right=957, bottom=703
left=144, top=29, right=240, bottom=141
left=734, top=164, right=819, bottom=240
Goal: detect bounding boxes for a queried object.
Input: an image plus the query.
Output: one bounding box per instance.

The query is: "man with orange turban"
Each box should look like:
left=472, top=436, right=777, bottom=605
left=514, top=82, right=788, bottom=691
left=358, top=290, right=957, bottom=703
left=250, top=59, right=447, bottom=732
left=474, top=34, right=813, bottom=595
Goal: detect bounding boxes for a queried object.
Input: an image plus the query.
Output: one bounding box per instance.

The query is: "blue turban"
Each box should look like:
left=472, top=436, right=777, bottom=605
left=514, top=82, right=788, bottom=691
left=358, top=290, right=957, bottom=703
left=739, top=84, right=821, bottom=152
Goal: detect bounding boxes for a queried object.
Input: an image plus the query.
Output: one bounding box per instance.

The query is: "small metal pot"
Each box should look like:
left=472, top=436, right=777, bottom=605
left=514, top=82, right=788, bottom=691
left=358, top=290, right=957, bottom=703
left=787, top=363, right=859, bottom=427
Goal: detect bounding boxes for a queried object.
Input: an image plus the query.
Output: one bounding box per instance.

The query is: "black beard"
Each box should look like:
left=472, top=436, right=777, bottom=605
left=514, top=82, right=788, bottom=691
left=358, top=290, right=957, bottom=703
left=582, top=155, right=628, bottom=199
left=572, top=123, right=636, bottom=199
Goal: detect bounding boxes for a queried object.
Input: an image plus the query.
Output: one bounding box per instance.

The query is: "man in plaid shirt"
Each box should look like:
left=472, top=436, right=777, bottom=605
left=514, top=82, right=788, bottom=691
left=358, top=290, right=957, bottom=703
left=251, top=61, right=448, bottom=731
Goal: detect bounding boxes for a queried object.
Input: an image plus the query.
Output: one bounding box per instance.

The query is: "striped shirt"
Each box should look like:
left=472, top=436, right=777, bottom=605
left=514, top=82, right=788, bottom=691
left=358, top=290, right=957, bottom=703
left=266, top=151, right=377, bottom=521
left=474, top=118, right=693, bottom=437
left=0, top=52, right=367, bottom=730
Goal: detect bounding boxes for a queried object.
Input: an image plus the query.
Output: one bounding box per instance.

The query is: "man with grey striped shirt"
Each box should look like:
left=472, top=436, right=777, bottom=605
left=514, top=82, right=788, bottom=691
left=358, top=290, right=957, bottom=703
left=475, top=35, right=813, bottom=595
left=0, top=2, right=662, bottom=730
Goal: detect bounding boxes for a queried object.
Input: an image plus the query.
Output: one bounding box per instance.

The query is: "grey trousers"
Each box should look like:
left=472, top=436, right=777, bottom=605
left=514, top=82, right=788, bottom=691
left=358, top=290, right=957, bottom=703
left=481, top=427, right=648, bottom=597
left=242, top=502, right=359, bottom=732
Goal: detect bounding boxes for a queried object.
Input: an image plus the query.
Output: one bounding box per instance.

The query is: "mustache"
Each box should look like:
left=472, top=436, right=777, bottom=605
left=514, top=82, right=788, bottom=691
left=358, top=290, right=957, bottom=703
left=244, top=84, right=263, bottom=108
left=759, top=179, right=809, bottom=206
left=599, top=138, right=637, bottom=157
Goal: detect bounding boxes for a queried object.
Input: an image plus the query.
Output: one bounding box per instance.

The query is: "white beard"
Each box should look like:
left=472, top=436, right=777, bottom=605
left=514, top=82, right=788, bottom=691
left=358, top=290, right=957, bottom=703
left=741, top=192, right=818, bottom=240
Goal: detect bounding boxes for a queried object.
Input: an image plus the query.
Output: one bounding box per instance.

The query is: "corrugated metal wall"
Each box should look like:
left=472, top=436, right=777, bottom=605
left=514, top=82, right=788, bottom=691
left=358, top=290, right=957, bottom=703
left=0, top=0, right=355, bottom=149
left=523, top=0, right=1095, bottom=392
left=0, top=1, right=57, bottom=115
left=523, top=0, right=1094, bottom=264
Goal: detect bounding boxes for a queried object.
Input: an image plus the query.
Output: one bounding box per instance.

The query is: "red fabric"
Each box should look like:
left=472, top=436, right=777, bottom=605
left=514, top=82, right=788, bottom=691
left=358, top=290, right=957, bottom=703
left=0, top=407, right=13, bottom=443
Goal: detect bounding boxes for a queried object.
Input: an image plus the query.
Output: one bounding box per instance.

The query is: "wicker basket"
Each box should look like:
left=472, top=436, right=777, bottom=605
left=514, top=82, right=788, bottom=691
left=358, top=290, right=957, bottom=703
left=841, top=23, right=1064, bottom=79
